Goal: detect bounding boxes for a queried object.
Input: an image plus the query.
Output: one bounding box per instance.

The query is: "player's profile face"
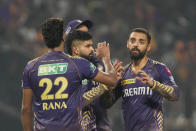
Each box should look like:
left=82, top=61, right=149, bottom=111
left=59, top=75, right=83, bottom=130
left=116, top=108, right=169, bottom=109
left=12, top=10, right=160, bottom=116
left=78, top=40, right=94, bottom=60
left=127, top=32, right=149, bottom=60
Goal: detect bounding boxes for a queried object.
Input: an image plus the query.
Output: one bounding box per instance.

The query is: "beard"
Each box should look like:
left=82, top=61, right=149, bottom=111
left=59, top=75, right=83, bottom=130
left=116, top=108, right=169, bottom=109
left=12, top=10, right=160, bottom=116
left=129, top=47, right=147, bottom=61
left=80, top=51, right=94, bottom=61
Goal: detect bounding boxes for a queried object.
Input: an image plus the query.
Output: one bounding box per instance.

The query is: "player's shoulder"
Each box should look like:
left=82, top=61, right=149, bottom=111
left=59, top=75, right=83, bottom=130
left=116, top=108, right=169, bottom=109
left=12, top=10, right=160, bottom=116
left=150, top=59, right=166, bottom=67
left=24, top=57, right=41, bottom=72
left=69, top=55, right=85, bottom=60
left=27, top=57, right=40, bottom=65
left=26, top=57, right=41, bottom=68
left=150, top=59, right=170, bottom=73
left=70, top=56, right=91, bottom=64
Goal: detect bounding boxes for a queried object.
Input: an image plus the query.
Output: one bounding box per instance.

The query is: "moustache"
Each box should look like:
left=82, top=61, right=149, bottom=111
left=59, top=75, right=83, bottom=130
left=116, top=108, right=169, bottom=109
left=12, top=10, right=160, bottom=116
left=89, top=51, right=95, bottom=57
left=131, top=47, right=140, bottom=52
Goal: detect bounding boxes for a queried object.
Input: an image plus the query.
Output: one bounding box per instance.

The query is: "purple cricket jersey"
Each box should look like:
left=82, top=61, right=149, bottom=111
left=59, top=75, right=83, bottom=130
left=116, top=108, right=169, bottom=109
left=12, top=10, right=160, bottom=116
left=80, top=54, right=111, bottom=131
left=115, top=59, right=179, bottom=131
left=22, top=51, right=98, bottom=131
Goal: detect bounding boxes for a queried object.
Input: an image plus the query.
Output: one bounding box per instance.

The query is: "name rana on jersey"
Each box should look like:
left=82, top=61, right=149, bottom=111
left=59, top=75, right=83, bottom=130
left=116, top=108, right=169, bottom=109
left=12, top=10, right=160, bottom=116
left=42, top=101, right=67, bottom=110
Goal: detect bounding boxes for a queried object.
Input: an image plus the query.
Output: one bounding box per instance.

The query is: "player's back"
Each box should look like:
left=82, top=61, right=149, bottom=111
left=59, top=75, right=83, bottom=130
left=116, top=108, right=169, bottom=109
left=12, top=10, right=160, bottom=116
left=23, top=51, right=93, bottom=131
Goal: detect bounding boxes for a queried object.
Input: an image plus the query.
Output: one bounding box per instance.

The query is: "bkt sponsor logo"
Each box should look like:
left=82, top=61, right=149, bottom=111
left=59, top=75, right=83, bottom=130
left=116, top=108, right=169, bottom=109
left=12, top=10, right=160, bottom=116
left=38, top=63, right=68, bottom=76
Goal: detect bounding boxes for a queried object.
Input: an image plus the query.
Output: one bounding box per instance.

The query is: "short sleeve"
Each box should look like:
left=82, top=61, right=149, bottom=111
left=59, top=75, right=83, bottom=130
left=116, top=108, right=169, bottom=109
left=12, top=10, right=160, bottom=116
left=76, top=59, right=99, bottom=80
left=22, top=63, right=32, bottom=89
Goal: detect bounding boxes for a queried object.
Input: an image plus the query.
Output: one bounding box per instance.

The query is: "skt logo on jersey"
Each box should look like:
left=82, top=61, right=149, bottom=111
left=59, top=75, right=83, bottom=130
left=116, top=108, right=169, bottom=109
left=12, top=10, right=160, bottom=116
left=38, top=63, right=68, bottom=76
left=123, top=86, right=152, bottom=97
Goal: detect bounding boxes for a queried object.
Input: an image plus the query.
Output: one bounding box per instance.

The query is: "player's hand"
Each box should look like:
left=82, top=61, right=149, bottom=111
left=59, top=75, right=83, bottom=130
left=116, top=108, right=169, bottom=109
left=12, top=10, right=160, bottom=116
left=96, top=41, right=110, bottom=60
left=113, top=60, right=123, bottom=80
left=136, top=70, right=153, bottom=87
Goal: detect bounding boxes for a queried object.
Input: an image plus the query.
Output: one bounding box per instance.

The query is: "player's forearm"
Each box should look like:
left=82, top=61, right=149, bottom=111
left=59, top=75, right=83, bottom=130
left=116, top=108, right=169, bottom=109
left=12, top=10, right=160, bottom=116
left=103, top=58, right=119, bottom=85
left=102, top=57, right=114, bottom=74
left=100, top=89, right=117, bottom=109
left=151, top=80, right=179, bottom=101
left=21, top=108, right=33, bottom=131
left=82, top=84, right=109, bottom=107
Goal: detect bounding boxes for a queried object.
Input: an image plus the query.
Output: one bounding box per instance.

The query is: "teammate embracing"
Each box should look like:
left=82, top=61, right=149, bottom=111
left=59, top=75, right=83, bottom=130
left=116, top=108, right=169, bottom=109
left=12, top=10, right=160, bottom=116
left=21, top=18, right=120, bottom=131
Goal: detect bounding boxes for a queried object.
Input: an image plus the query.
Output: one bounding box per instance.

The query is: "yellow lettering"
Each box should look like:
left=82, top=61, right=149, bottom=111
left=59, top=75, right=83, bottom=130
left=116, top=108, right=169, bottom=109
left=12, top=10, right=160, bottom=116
left=61, top=101, right=67, bottom=109
left=55, top=102, right=61, bottom=109
left=43, top=103, right=48, bottom=110
left=49, top=102, right=54, bottom=110
left=42, top=101, right=67, bottom=110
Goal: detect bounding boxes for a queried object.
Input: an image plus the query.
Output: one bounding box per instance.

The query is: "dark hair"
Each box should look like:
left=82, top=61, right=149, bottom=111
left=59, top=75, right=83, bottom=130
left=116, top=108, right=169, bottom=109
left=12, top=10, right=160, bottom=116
left=41, top=18, right=64, bottom=49
left=130, top=28, right=151, bottom=44
left=65, top=30, right=92, bottom=55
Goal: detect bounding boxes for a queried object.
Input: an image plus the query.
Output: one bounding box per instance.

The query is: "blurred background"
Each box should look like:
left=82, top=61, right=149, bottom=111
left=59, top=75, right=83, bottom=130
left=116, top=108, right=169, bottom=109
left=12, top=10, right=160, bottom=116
left=0, top=0, right=196, bottom=130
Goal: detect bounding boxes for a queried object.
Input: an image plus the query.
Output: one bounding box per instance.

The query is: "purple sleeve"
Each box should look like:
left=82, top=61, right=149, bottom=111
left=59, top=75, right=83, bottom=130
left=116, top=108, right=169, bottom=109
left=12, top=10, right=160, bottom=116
left=22, top=63, right=32, bottom=89
left=159, top=65, right=177, bottom=86
left=77, top=59, right=99, bottom=80
left=152, top=64, right=180, bottom=101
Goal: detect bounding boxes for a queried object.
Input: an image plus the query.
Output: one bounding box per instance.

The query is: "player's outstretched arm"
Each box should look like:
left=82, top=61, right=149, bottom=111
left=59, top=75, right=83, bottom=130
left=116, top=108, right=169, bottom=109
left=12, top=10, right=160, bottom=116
left=99, top=88, right=121, bottom=109
left=95, top=42, right=123, bottom=86
left=82, top=61, right=123, bottom=107
left=93, top=58, right=122, bottom=87
left=21, top=88, right=33, bottom=131
left=99, top=60, right=124, bottom=108
left=96, top=42, right=113, bottom=74
left=82, top=84, right=109, bottom=107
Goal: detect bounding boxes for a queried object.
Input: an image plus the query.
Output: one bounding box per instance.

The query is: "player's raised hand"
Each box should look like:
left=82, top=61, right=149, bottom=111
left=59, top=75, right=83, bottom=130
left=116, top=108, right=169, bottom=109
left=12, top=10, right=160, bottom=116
left=96, top=41, right=110, bottom=60
left=113, top=60, right=123, bottom=80
left=136, top=70, right=153, bottom=87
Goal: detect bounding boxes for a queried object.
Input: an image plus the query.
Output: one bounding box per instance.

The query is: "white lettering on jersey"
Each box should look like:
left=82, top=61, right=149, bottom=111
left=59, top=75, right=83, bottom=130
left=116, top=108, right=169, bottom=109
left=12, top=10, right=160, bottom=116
left=123, top=87, right=152, bottom=97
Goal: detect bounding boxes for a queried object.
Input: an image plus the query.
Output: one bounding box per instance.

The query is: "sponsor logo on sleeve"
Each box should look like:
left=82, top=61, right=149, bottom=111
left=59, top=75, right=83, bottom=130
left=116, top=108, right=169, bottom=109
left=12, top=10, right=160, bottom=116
left=89, top=63, right=96, bottom=73
left=82, top=79, right=88, bottom=85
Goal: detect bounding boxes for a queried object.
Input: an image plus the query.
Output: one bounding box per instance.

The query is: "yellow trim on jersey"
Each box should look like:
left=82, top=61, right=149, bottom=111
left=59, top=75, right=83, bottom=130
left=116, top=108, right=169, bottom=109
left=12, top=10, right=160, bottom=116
left=102, top=84, right=109, bottom=90
left=151, top=80, right=157, bottom=90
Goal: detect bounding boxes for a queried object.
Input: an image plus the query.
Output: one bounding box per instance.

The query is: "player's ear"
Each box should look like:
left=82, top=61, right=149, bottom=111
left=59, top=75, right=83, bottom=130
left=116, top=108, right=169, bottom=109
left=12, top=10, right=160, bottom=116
left=126, top=40, right=129, bottom=48
left=147, top=43, right=151, bottom=52
left=72, top=46, right=79, bottom=55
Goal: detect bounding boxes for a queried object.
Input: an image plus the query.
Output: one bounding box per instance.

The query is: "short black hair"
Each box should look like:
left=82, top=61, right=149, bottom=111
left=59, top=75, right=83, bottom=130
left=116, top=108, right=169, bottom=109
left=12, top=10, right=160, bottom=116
left=65, top=30, right=92, bottom=55
left=130, top=28, right=151, bottom=44
left=41, top=17, right=64, bottom=49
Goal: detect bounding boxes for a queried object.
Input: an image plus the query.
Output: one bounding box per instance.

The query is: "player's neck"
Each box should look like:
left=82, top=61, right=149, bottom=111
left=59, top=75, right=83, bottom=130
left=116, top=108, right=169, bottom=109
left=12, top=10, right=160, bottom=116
left=72, top=53, right=79, bottom=57
left=132, top=56, right=148, bottom=70
left=48, top=41, right=64, bottom=52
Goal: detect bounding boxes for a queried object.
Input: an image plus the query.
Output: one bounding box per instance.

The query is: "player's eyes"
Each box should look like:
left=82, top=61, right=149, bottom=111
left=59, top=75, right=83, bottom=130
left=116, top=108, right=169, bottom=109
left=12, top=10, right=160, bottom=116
left=86, top=45, right=92, bottom=48
left=139, top=40, right=145, bottom=44
left=130, top=38, right=136, bottom=43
